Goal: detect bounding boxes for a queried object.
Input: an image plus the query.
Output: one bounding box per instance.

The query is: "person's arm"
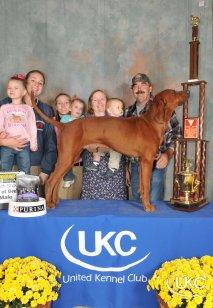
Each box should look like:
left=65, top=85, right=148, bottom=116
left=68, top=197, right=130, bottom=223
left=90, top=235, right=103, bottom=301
left=0, top=132, right=28, bottom=150
left=39, top=123, right=57, bottom=181
left=28, top=108, right=38, bottom=151
left=0, top=104, right=6, bottom=133
left=156, top=148, right=174, bottom=169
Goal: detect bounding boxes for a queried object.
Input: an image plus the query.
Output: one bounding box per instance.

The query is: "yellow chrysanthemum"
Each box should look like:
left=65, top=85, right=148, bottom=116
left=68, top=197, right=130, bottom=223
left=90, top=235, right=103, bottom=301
left=147, top=255, right=213, bottom=307
left=0, top=256, right=61, bottom=306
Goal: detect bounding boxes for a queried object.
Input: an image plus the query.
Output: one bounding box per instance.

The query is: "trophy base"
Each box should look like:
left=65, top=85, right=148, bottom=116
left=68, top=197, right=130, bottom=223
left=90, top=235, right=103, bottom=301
left=169, top=198, right=208, bottom=212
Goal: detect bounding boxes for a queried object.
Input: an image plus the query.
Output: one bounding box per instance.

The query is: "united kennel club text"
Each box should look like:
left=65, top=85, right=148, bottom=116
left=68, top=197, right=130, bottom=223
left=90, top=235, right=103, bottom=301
left=63, top=273, right=147, bottom=284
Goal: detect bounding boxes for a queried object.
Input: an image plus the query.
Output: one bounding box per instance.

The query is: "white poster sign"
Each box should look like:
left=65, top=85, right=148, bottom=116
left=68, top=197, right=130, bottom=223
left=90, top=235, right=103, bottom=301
left=0, top=172, right=24, bottom=203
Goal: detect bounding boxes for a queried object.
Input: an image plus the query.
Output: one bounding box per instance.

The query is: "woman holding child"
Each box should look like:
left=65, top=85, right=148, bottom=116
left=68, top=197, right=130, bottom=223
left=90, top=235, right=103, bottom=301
left=0, top=75, right=37, bottom=174
left=81, top=89, right=127, bottom=200
left=0, top=70, right=57, bottom=184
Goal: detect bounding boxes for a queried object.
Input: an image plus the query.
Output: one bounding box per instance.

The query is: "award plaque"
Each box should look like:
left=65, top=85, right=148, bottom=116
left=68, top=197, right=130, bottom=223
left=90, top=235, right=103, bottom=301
left=184, top=117, right=199, bottom=139
left=170, top=16, right=208, bottom=211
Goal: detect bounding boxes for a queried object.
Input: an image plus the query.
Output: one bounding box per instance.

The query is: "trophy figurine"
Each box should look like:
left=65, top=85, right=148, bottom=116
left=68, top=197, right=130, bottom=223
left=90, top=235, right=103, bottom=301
left=170, top=16, right=208, bottom=212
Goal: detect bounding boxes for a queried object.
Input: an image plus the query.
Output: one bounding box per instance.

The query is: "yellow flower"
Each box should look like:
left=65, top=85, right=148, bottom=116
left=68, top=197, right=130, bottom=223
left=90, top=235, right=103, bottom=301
left=30, top=299, right=38, bottom=307
left=33, top=291, right=40, bottom=299
left=147, top=255, right=213, bottom=307
left=0, top=256, right=61, bottom=306
left=186, top=302, right=197, bottom=308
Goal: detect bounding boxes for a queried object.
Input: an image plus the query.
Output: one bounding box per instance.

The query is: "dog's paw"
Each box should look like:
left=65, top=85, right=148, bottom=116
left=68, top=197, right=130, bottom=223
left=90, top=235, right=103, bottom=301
left=144, top=203, right=156, bottom=213
left=46, top=202, right=56, bottom=209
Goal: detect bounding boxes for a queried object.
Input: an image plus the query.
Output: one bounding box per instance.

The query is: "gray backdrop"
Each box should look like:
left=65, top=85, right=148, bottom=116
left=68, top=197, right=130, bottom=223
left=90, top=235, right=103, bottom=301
left=0, top=0, right=212, bottom=200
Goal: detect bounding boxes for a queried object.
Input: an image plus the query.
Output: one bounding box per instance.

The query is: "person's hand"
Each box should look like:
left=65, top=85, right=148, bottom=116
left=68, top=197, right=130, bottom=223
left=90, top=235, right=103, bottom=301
left=156, top=152, right=169, bottom=169
left=85, top=144, right=110, bottom=153
left=0, top=132, right=7, bottom=139
left=30, top=145, right=38, bottom=152
left=39, top=172, right=49, bottom=185
left=0, top=132, right=28, bottom=150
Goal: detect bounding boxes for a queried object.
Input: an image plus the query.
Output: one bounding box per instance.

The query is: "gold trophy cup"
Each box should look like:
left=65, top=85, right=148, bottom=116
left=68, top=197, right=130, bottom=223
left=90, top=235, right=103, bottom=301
left=170, top=158, right=207, bottom=211
left=175, top=159, right=199, bottom=205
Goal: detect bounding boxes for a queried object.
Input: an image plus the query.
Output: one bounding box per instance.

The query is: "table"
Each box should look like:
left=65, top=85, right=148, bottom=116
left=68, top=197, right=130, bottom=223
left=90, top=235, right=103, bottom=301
left=0, top=200, right=212, bottom=308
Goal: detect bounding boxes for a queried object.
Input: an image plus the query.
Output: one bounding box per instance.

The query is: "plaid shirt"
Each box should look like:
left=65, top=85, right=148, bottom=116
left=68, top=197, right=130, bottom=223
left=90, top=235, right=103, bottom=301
left=125, top=98, right=181, bottom=154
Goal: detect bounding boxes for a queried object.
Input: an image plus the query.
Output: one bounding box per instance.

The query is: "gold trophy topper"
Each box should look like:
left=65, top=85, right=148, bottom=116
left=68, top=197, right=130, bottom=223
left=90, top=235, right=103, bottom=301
left=190, top=15, right=200, bottom=41
left=190, top=15, right=200, bottom=27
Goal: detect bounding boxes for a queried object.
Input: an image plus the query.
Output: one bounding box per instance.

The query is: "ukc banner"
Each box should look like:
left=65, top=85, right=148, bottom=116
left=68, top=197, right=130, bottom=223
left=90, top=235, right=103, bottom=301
left=0, top=200, right=212, bottom=308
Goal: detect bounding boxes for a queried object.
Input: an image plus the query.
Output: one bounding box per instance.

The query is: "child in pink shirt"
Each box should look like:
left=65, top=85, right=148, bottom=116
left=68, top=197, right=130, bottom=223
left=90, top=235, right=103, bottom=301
left=0, top=75, right=37, bottom=173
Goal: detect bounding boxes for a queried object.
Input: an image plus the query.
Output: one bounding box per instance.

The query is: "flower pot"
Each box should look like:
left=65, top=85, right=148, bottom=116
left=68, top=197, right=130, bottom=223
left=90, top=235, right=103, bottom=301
left=36, top=302, right=51, bottom=308
left=156, top=294, right=169, bottom=308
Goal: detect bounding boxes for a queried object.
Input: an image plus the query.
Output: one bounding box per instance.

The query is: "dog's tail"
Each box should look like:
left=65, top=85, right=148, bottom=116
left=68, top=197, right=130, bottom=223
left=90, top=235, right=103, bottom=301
left=30, top=92, right=63, bottom=130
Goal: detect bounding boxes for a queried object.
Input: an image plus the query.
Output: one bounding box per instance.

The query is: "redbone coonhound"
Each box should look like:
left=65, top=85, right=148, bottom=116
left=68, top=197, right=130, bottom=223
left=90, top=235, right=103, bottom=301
left=31, top=89, right=188, bottom=212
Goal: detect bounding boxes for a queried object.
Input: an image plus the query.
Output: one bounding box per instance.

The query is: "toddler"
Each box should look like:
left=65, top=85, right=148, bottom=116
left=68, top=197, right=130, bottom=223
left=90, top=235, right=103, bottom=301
left=55, top=94, right=86, bottom=187
left=0, top=75, right=37, bottom=173
left=86, top=98, right=124, bottom=178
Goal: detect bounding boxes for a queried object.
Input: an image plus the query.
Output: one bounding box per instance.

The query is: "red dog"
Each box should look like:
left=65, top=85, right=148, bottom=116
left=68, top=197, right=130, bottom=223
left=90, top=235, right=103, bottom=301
left=31, top=89, right=188, bottom=212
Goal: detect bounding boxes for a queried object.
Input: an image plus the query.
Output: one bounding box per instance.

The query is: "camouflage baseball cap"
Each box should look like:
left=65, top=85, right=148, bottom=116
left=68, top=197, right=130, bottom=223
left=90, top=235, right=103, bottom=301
left=131, top=73, right=151, bottom=87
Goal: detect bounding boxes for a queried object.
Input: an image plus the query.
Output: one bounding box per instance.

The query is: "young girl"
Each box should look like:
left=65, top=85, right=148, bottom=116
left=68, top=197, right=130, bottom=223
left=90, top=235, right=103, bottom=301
left=54, top=93, right=72, bottom=144
left=55, top=94, right=86, bottom=187
left=0, top=75, right=37, bottom=173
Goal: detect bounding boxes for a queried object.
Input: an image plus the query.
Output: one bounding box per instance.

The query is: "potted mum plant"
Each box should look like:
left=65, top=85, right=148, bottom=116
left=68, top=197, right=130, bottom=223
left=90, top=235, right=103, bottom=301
left=147, top=255, right=213, bottom=308
left=0, top=256, right=61, bottom=308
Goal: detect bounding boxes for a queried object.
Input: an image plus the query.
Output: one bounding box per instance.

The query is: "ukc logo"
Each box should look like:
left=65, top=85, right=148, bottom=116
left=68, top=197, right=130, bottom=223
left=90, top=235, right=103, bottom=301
left=61, top=225, right=150, bottom=272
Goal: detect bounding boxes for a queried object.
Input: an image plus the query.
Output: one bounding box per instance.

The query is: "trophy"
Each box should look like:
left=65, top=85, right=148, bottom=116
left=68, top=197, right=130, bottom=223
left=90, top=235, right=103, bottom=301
left=170, top=16, right=208, bottom=211
left=173, top=159, right=200, bottom=208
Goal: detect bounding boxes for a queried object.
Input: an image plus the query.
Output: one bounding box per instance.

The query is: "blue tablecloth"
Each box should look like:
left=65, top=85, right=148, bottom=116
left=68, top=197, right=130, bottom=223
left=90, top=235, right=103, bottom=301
left=0, top=200, right=212, bottom=308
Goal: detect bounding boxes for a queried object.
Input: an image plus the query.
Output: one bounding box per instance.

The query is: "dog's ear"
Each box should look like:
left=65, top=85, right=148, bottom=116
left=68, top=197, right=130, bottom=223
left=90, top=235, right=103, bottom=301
left=164, top=102, right=177, bottom=124
left=160, top=97, right=174, bottom=122
left=154, top=96, right=173, bottom=123
left=152, top=97, right=166, bottom=123
left=163, top=105, right=173, bottom=122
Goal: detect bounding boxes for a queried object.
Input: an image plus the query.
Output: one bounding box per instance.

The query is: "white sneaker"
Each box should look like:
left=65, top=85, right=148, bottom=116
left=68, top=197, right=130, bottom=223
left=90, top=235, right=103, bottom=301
left=63, top=179, right=75, bottom=188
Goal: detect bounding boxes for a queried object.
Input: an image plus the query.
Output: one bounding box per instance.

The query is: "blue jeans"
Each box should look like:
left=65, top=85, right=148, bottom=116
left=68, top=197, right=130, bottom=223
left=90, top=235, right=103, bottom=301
left=130, top=160, right=166, bottom=202
left=63, top=169, right=75, bottom=182
left=1, top=146, right=30, bottom=174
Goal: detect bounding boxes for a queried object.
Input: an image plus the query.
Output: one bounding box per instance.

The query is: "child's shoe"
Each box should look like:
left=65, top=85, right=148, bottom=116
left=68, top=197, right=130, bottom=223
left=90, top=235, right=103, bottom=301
left=85, top=162, right=99, bottom=172
left=63, top=179, right=75, bottom=188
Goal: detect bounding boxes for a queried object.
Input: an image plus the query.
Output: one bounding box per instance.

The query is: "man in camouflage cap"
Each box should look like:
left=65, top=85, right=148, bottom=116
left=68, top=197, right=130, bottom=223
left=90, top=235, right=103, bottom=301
left=125, top=73, right=181, bottom=202
left=131, top=73, right=151, bottom=86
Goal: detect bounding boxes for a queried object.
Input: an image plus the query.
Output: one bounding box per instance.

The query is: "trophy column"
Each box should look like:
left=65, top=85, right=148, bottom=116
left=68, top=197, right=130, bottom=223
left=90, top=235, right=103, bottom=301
left=170, top=16, right=208, bottom=211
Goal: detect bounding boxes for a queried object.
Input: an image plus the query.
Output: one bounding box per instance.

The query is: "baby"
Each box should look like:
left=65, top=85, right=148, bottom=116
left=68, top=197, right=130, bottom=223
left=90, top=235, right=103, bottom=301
left=60, top=97, right=86, bottom=124
left=55, top=94, right=86, bottom=187
left=86, top=98, right=124, bottom=178
left=0, top=75, right=37, bottom=174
